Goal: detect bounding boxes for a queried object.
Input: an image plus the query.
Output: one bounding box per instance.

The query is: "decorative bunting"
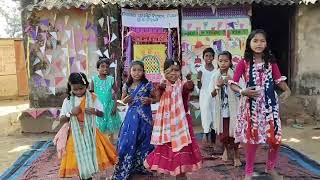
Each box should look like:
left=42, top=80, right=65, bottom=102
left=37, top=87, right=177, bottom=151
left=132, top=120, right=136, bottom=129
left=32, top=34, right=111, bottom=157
left=104, top=36, right=109, bottom=45
left=33, top=58, right=41, bottom=65
left=110, top=17, right=117, bottom=23
left=85, top=21, right=92, bottom=30
left=227, top=22, right=235, bottom=29
left=26, top=109, right=46, bottom=119
left=62, top=68, right=67, bottom=77
left=69, top=57, right=75, bottom=65
left=103, top=49, right=110, bottom=58
left=46, top=55, right=52, bottom=64
left=44, top=79, right=50, bottom=88
left=55, top=77, right=64, bottom=86
left=95, top=50, right=103, bottom=57
left=78, top=50, right=86, bottom=56
left=98, top=17, right=104, bottom=28
left=33, top=76, right=42, bottom=87
left=35, top=70, right=44, bottom=77
left=53, top=61, right=62, bottom=71
left=40, top=19, right=49, bottom=26
left=50, top=32, right=57, bottom=40
left=65, top=15, right=69, bottom=25
left=48, top=108, right=60, bottom=118
left=194, top=110, right=201, bottom=119
left=49, top=86, right=56, bottom=95
left=110, top=33, right=117, bottom=43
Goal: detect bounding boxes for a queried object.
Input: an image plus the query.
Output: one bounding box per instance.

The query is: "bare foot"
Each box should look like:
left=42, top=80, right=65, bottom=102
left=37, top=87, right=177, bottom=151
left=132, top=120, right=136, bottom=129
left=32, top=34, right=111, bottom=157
left=244, top=175, right=252, bottom=180
left=222, top=148, right=228, bottom=161
left=267, top=170, right=283, bottom=180
left=234, top=158, right=242, bottom=167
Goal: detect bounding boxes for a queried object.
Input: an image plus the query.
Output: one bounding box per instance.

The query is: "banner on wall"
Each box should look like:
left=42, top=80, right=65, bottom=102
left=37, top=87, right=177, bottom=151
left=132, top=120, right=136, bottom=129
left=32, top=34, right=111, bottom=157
left=121, top=8, right=179, bottom=28
left=133, top=44, right=166, bottom=83
left=181, top=7, right=251, bottom=76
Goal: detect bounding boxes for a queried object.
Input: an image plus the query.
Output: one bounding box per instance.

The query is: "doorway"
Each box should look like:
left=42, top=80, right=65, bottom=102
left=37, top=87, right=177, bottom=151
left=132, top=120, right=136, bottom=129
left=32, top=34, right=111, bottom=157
left=251, top=4, right=296, bottom=86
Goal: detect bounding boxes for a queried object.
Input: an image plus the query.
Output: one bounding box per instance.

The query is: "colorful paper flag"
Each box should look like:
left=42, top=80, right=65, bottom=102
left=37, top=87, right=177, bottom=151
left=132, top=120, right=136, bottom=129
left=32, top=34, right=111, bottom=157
left=40, top=19, right=49, bottom=26
left=110, top=17, right=117, bottom=23
left=35, top=70, right=44, bottom=77
left=227, top=22, right=235, bottom=29
left=44, top=79, right=50, bottom=87
left=103, top=49, right=110, bottom=58
left=49, top=86, right=56, bottom=95
left=48, top=108, right=60, bottom=118
left=110, top=33, right=117, bottom=43
left=69, top=57, right=75, bottom=65
left=98, top=17, right=104, bottom=28
left=55, top=77, right=64, bottom=86
left=104, top=36, right=109, bottom=45
left=95, top=50, right=103, bottom=57
left=33, top=58, right=41, bottom=65
left=46, top=55, right=52, bottom=64
left=85, top=21, right=92, bottom=30
left=33, top=76, right=42, bottom=87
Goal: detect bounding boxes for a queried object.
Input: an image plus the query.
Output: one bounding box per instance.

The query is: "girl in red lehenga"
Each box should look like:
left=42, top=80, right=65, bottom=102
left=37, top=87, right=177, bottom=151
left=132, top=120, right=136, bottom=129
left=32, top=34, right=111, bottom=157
left=144, top=59, right=202, bottom=180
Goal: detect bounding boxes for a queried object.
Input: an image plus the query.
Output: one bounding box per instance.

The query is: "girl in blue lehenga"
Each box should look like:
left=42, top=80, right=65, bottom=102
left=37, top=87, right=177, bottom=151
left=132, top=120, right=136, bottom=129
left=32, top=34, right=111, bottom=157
left=111, top=61, right=156, bottom=180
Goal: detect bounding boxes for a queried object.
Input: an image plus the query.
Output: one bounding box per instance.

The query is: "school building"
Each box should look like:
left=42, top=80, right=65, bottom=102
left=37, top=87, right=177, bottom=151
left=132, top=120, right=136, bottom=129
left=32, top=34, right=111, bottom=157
left=18, top=0, right=320, bottom=132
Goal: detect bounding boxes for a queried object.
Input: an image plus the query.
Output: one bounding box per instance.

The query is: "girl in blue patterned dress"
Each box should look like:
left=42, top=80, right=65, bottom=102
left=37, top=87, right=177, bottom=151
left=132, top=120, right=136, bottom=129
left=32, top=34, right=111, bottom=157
left=111, top=61, right=156, bottom=180
left=91, top=58, right=121, bottom=142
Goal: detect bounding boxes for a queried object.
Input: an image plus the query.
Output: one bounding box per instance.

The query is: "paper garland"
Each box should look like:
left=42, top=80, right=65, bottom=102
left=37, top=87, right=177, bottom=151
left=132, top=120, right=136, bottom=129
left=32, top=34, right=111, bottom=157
left=25, top=108, right=60, bottom=119
left=98, top=17, right=104, bottom=28
left=33, top=58, right=41, bottom=65
left=103, top=49, right=110, bottom=58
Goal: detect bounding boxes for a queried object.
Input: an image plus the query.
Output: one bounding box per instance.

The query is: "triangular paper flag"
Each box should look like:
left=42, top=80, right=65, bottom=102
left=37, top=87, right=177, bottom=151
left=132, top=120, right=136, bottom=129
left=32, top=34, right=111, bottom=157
left=40, top=44, right=46, bottom=55
left=49, top=108, right=60, bottom=118
left=46, top=55, right=52, bottom=63
left=98, top=17, right=104, bottom=28
left=76, top=61, right=81, bottom=70
left=62, top=68, right=67, bottom=77
left=110, top=17, right=117, bottom=23
left=95, top=50, right=103, bottom=57
left=27, top=110, right=38, bottom=119
left=50, top=32, right=57, bottom=40
left=55, top=77, right=64, bottom=86
left=81, top=60, right=87, bottom=70
left=65, top=15, right=69, bottom=25
left=35, top=70, right=44, bottom=77
left=33, top=58, right=41, bottom=65
left=104, top=36, right=110, bottom=45
left=53, top=61, right=61, bottom=71
left=37, top=109, right=46, bottom=118
left=103, top=49, right=110, bottom=58
left=110, top=33, right=117, bottom=43
left=65, top=30, right=71, bottom=40
left=69, top=57, right=75, bottom=65
left=110, top=62, right=116, bottom=68
left=195, top=110, right=201, bottom=119
left=85, top=21, right=92, bottom=30
left=78, top=50, right=86, bottom=56
left=40, top=19, right=49, bottom=26
left=62, top=48, right=68, bottom=56
left=44, top=79, right=50, bottom=87
left=49, top=86, right=56, bottom=95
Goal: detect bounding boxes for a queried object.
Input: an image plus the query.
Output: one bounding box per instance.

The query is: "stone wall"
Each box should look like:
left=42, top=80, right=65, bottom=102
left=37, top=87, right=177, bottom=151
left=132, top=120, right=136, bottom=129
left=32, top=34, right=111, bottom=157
left=294, top=3, right=320, bottom=120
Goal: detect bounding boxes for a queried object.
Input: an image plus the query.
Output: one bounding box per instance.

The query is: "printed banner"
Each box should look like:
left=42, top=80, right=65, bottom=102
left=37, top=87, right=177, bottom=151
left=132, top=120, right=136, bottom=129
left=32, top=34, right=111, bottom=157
left=133, top=44, right=166, bottom=83
left=181, top=8, right=251, bottom=76
left=122, top=8, right=179, bottom=28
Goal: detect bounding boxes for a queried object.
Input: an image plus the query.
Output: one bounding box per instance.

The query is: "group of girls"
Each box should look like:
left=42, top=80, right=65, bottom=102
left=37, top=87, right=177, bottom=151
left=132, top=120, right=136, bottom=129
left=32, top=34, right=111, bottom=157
left=54, top=29, right=291, bottom=180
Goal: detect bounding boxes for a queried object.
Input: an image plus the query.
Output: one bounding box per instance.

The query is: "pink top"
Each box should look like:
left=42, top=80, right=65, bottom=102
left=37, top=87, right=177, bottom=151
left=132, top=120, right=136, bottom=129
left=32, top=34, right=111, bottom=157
left=233, top=59, right=282, bottom=83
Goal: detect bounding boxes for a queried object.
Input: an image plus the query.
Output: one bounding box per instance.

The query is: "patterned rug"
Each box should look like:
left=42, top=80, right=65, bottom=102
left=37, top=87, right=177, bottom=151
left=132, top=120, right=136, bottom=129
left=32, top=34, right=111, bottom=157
left=1, top=135, right=320, bottom=180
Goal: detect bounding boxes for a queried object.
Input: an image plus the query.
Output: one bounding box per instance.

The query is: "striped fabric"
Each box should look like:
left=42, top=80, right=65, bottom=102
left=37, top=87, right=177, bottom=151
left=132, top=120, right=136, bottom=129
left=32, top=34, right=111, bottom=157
left=70, top=91, right=99, bottom=179
left=151, top=79, right=192, bottom=152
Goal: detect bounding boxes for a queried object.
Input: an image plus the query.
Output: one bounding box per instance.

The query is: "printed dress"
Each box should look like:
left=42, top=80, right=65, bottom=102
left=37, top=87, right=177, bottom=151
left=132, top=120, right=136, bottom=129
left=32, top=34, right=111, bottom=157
left=92, top=75, right=121, bottom=133
left=144, top=80, right=202, bottom=176
left=231, top=59, right=286, bottom=145
left=112, top=82, right=154, bottom=180
left=199, top=66, right=216, bottom=133
left=58, top=92, right=117, bottom=178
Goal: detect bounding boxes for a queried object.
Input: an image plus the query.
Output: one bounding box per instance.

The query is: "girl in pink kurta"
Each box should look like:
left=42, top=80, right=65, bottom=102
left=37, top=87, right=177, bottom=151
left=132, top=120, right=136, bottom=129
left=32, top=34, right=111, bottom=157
left=229, top=29, right=291, bottom=180
left=144, top=59, right=202, bottom=180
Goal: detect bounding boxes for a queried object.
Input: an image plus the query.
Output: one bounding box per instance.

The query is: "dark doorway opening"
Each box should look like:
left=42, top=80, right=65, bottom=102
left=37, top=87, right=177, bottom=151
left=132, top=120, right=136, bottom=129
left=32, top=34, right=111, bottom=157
left=251, top=4, right=296, bottom=86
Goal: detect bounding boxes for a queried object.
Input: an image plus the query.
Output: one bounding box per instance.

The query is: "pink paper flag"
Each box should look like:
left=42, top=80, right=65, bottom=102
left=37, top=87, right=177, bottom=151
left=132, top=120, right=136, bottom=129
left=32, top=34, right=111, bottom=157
left=37, top=109, right=46, bottom=118
left=27, top=110, right=38, bottom=119
left=104, top=36, right=109, bottom=45
left=55, top=77, right=64, bottom=86
left=49, top=108, right=60, bottom=118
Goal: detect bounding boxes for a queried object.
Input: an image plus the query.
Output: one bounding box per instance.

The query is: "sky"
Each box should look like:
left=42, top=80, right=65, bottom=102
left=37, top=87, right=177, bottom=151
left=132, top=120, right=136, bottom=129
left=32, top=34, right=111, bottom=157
left=0, top=0, right=19, bottom=38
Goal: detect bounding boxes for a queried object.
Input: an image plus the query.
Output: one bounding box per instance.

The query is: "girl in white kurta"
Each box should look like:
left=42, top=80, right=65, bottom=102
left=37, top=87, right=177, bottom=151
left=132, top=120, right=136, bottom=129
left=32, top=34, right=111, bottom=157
left=197, top=48, right=216, bottom=147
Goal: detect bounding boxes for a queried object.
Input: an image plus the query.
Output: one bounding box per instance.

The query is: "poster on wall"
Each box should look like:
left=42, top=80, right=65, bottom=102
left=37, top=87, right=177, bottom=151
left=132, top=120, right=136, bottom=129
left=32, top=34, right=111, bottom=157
left=181, top=7, right=251, bottom=76
left=133, top=44, right=166, bottom=82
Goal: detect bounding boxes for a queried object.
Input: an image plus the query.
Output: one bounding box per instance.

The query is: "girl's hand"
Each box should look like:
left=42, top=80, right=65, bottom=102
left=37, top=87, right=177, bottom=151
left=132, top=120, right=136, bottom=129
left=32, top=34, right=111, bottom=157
left=241, top=87, right=260, bottom=98
left=122, top=95, right=133, bottom=104
left=279, top=89, right=291, bottom=101
left=217, top=77, right=224, bottom=87
left=111, top=106, right=117, bottom=116
left=71, top=106, right=81, bottom=116
left=160, top=80, right=167, bottom=89
left=141, top=97, right=152, bottom=105
left=85, top=108, right=96, bottom=115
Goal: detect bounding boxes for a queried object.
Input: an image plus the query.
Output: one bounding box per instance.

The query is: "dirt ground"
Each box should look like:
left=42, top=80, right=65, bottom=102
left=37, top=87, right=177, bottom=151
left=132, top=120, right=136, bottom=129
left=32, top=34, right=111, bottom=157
left=0, top=99, right=319, bottom=174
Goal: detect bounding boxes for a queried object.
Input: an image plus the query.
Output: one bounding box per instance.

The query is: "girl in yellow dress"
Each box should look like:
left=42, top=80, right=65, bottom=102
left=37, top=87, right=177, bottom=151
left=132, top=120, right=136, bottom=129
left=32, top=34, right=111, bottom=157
left=55, top=72, right=117, bottom=179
